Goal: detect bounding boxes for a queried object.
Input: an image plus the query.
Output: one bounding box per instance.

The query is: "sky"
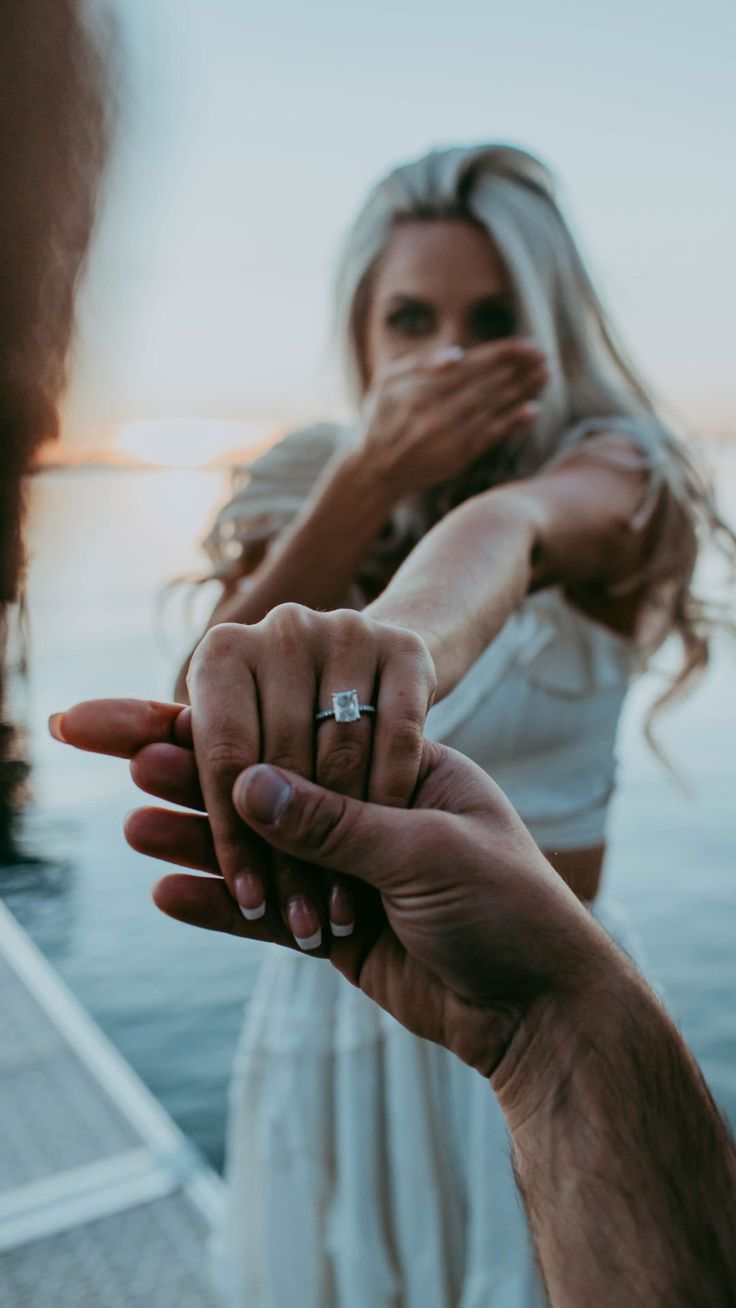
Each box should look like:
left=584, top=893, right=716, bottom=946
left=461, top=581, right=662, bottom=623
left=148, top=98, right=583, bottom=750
left=62, top=0, right=736, bottom=462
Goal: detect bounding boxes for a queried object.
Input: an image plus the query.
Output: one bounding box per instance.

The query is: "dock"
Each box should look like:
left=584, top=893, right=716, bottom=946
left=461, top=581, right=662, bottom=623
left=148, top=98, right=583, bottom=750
left=0, top=897, right=225, bottom=1307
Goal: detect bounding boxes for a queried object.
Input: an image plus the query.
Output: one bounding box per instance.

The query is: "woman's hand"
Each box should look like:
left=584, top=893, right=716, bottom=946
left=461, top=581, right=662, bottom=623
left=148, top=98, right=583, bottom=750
left=51, top=604, right=437, bottom=951
left=358, top=337, right=548, bottom=498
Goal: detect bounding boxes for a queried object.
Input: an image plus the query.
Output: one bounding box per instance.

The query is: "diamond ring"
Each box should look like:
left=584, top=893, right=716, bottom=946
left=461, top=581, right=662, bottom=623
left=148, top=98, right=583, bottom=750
left=315, top=689, right=376, bottom=725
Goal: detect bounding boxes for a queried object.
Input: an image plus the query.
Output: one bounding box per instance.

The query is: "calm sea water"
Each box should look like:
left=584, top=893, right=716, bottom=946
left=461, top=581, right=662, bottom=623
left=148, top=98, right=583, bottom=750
left=3, top=455, right=736, bottom=1170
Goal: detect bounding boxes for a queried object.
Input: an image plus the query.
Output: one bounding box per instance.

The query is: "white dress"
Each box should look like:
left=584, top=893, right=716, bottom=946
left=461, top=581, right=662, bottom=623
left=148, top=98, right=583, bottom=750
left=213, top=586, right=645, bottom=1308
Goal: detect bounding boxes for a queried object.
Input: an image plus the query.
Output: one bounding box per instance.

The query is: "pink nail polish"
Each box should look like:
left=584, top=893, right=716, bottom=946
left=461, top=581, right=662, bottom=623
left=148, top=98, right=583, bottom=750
left=287, top=894, right=322, bottom=951
left=48, top=713, right=67, bottom=743
left=329, top=884, right=355, bottom=938
left=234, top=871, right=266, bottom=921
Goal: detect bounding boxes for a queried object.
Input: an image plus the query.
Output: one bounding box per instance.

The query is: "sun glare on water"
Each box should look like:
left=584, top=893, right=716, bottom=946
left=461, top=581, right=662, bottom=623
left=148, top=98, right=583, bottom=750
left=114, top=417, right=268, bottom=469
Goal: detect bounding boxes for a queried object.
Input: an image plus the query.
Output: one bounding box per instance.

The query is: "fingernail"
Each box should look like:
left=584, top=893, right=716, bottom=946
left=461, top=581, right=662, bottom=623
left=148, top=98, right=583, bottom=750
left=48, top=713, right=67, bottom=743
left=287, top=894, right=322, bottom=951
left=234, top=871, right=266, bottom=921
left=329, top=884, right=355, bottom=938
left=238, top=765, right=292, bottom=825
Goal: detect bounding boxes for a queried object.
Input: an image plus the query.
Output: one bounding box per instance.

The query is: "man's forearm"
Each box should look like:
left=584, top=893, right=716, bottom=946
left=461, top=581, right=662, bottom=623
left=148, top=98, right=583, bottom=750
left=367, top=487, right=536, bottom=699
left=494, top=956, right=736, bottom=1308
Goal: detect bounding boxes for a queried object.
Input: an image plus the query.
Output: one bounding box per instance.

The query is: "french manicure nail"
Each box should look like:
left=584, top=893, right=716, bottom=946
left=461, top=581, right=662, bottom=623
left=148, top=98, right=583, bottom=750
left=48, top=713, right=67, bottom=743
left=294, top=928, right=322, bottom=951
left=329, top=884, right=355, bottom=938
left=234, top=871, right=266, bottom=922
left=287, top=894, right=322, bottom=951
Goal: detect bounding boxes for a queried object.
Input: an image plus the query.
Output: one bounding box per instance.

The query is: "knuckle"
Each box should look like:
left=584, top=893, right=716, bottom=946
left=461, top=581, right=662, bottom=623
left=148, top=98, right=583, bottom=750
left=317, top=738, right=367, bottom=789
left=266, top=749, right=308, bottom=776
left=198, top=622, right=246, bottom=661
left=384, top=626, right=435, bottom=677
left=264, top=602, right=312, bottom=644
left=267, top=601, right=309, bottom=629
left=386, top=716, right=425, bottom=760
left=189, top=624, right=247, bottom=685
left=327, top=612, right=369, bottom=655
left=204, top=736, right=250, bottom=777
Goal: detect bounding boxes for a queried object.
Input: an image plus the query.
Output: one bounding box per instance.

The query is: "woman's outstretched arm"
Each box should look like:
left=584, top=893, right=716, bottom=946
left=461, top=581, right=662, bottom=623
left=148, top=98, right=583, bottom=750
left=174, top=339, right=545, bottom=700
left=367, top=435, right=663, bottom=698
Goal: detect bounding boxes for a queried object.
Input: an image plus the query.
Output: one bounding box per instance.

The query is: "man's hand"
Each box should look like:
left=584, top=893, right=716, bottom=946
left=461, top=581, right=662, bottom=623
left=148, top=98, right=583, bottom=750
left=53, top=696, right=611, bottom=1078
left=51, top=699, right=736, bottom=1307
left=54, top=603, right=436, bottom=957
left=51, top=698, right=613, bottom=1073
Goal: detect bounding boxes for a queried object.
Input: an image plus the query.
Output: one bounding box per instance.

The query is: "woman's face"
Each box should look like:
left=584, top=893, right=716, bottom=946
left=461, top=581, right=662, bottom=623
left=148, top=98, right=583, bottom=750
left=362, top=219, right=515, bottom=385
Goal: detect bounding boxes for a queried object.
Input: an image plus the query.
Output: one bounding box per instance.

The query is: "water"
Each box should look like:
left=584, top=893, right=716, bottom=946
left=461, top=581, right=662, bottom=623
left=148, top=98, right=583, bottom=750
left=3, top=458, right=736, bottom=1171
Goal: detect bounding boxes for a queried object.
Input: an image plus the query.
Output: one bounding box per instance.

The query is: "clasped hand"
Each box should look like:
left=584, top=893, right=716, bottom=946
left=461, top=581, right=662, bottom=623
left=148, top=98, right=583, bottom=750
left=51, top=604, right=612, bottom=1086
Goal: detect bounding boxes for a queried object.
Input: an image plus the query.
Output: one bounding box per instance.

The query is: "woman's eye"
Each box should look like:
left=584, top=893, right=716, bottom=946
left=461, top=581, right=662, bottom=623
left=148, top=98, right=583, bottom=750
left=467, top=301, right=516, bottom=342
left=386, top=303, right=434, bottom=336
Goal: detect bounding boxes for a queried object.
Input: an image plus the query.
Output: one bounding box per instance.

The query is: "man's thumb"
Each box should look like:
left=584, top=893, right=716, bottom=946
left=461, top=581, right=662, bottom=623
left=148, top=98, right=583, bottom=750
left=232, top=763, right=408, bottom=889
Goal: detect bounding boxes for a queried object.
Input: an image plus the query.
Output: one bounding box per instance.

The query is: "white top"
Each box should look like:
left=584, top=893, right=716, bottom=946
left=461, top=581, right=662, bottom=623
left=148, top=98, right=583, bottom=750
left=425, top=586, right=638, bottom=849
left=204, top=423, right=642, bottom=850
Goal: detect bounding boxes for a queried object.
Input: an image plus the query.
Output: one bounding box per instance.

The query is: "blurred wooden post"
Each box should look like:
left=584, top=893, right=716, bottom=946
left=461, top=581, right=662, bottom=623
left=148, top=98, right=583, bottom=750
left=0, top=0, right=112, bottom=861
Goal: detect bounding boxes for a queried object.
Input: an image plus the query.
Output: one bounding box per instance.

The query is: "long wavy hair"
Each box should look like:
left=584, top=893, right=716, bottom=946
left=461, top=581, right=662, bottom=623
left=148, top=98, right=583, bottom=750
left=333, top=143, right=735, bottom=731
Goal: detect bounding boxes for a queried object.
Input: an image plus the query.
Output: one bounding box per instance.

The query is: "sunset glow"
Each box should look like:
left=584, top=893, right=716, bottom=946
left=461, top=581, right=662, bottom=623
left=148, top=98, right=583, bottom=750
left=114, top=417, right=269, bottom=469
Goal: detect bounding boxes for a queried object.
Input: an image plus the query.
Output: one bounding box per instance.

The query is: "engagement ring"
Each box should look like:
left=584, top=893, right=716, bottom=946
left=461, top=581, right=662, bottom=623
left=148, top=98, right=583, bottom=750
left=315, top=689, right=376, bottom=725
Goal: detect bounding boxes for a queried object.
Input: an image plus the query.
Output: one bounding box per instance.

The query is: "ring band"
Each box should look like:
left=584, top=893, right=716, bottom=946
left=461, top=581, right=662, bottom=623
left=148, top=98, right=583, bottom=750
left=315, top=689, right=376, bottom=725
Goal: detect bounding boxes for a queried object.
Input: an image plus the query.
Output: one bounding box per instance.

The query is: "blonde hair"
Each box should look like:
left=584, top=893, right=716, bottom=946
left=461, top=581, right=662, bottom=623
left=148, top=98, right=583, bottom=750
left=334, top=143, right=735, bottom=734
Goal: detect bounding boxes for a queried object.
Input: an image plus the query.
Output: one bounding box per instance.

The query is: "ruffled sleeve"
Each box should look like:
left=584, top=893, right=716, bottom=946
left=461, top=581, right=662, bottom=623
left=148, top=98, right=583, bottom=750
left=540, top=413, right=700, bottom=654
left=202, top=422, right=351, bottom=581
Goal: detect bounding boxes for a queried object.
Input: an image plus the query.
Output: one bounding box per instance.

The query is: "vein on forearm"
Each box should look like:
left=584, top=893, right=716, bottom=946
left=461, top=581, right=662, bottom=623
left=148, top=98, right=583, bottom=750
left=500, top=974, right=736, bottom=1308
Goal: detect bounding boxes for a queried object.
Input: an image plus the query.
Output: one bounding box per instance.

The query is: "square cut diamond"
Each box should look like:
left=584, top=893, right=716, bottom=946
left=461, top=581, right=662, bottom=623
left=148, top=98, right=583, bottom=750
left=332, top=689, right=361, bottom=723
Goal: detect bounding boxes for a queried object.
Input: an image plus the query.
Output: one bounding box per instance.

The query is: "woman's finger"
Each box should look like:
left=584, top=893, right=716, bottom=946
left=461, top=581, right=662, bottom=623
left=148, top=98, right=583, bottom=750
left=152, top=872, right=381, bottom=973
left=187, top=624, right=268, bottom=912
left=130, top=743, right=204, bottom=810
left=368, top=629, right=436, bottom=808
left=490, top=396, right=542, bottom=440
left=459, top=336, right=545, bottom=376
left=314, top=616, right=382, bottom=939
left=152, top=872, right=297, bottom=951
left=255, top=608, right=329, bottom=952
left=126, top=803, right=303, bottom=931
left=50, top=697, right=187, bottom=759
left=453, top=356, right=547, bottom=416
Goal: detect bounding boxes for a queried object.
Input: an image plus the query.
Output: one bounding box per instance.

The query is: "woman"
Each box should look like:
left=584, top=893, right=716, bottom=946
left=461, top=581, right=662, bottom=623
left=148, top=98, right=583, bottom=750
left=162, top=144, right=730, bottom=1307
left=165, top=144, right=729, bottom=1304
